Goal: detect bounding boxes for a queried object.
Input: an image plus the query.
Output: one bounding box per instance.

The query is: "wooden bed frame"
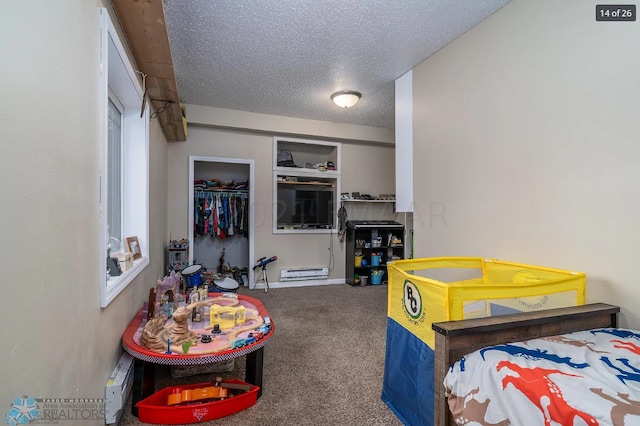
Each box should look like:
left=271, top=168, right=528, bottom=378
left=431, top=302, right=620, bottom=426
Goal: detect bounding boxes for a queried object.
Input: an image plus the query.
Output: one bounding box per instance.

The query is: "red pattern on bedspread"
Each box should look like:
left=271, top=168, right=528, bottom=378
left=498, top=360, right=596, bottom=426
left=444, top=328, right=640, bottom=425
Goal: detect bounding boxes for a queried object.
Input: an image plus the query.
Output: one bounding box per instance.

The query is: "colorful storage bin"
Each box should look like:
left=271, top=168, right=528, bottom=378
left=371, top=271, right=384, bottom=285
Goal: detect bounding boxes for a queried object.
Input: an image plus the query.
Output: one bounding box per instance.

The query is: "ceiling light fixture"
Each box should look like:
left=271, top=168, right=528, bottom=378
left=331, top=90, right=361, bottom=108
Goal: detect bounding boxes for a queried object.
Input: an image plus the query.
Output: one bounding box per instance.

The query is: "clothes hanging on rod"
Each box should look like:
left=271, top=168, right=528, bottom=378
left=194, top=191, right=249, bottom=238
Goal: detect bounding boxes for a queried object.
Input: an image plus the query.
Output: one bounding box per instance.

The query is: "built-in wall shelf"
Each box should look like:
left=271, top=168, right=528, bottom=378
left=340, top=199, right=396, bottom=215
left=342, top=199, right=395, bottom=203
left=274, top=139, right=340, bottom=171
left=195, top=189, right=249, bottom=195
left=279, top=181, right=334, bottom=187
left=274, top=167, right=340, bottom=177
left=273, top=137, right=341, bottom=234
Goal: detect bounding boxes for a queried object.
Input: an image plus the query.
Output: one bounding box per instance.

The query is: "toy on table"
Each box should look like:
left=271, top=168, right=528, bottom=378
left=139, top=270, right=273, bottom=355
left=155, top=271, right=181, bottom=318
left=140, top=303, right=200, bottom=354
left=139, top=295, right=268, bottom=355
left=208, top=304, right=246, bottom=331
left=188, top=284, right=209, bottom=322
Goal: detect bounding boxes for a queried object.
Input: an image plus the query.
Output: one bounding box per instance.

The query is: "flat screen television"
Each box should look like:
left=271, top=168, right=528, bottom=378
left=277, top=188, right=334, bottom=229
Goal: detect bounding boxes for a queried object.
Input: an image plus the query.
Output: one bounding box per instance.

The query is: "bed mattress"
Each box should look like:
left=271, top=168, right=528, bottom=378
left=444, top=328, right=640, bottom=425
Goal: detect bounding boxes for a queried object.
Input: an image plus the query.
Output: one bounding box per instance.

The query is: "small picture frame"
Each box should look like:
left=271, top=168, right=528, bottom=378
left=126, top=236, right=142, bottom=260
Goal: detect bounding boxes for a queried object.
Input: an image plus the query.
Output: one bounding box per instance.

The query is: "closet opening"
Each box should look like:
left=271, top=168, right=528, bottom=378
left=188, top=156, right=255, bottom=289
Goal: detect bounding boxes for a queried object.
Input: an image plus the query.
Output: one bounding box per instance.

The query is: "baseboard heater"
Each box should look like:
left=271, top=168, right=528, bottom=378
left=280, top=267, right=329, bottom=281
left=105, top=352, right=134, bottom=425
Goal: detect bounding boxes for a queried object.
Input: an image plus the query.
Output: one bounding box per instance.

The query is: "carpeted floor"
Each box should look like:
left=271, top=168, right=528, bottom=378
left=119, top=284, right=404, bottom=426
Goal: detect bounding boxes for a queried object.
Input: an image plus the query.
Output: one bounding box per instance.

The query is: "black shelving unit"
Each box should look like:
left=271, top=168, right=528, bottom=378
left=345, top=220, right=404, bottom=286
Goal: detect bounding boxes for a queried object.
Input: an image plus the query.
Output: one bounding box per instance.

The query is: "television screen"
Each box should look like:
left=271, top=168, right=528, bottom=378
left=277, top=188, right=334, bottom=229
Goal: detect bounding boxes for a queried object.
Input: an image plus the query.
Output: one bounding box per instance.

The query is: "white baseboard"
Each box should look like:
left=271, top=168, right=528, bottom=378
left=250, top=278, right=345, bottom=290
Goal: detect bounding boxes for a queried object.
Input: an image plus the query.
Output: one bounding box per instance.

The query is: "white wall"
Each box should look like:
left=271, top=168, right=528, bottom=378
left=0, top=2, right=168, bottom=421
left=167, top=108, right=397, bottom=284
left=412, top=0, right=640, bottom=327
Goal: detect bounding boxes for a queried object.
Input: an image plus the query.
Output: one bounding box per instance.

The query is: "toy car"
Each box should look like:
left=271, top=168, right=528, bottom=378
left=250, top=331, right=264, bottom=340
left=231, top=339, right=246, bottom=349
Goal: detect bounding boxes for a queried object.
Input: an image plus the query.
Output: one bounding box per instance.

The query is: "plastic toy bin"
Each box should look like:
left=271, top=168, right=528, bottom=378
left=136, top=379, right=259, bottom=424
left=381, top=257, right=586, bottom=426
left=370, top=271, right=384, bottom=285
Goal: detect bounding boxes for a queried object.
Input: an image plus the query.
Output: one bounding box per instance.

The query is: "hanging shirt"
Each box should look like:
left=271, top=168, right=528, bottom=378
left=203, top=198, right=209, bottom=234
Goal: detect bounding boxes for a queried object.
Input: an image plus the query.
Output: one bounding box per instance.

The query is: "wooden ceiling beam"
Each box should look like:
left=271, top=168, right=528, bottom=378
left=112, top=0, right=186, bottom=141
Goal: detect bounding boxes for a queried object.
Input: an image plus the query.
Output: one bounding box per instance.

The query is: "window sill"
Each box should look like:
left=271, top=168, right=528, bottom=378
left=101, top=256, right=149, bottom=308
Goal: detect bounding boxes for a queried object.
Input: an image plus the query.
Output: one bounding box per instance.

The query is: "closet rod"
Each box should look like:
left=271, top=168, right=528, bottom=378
left=194, top=190, right=248, bottom=199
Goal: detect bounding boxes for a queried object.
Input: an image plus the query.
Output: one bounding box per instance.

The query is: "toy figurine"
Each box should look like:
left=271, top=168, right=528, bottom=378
left=217, top=247, right=226, bottom=274
left=155, top=271, right=181, bottom=319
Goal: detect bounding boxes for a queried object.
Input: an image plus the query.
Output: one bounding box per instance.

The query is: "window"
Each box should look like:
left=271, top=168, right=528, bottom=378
left=100, top=8, right=149, bottom=307
left=107, top=96, right=123, bottom=243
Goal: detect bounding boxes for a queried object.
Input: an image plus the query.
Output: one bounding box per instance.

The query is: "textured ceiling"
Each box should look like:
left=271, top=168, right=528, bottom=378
left=163, top=0, right=510, bottom=129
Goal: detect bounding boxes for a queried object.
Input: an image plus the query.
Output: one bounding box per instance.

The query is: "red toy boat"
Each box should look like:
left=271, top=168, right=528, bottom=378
left=136, top=379, right=259, bottom=424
